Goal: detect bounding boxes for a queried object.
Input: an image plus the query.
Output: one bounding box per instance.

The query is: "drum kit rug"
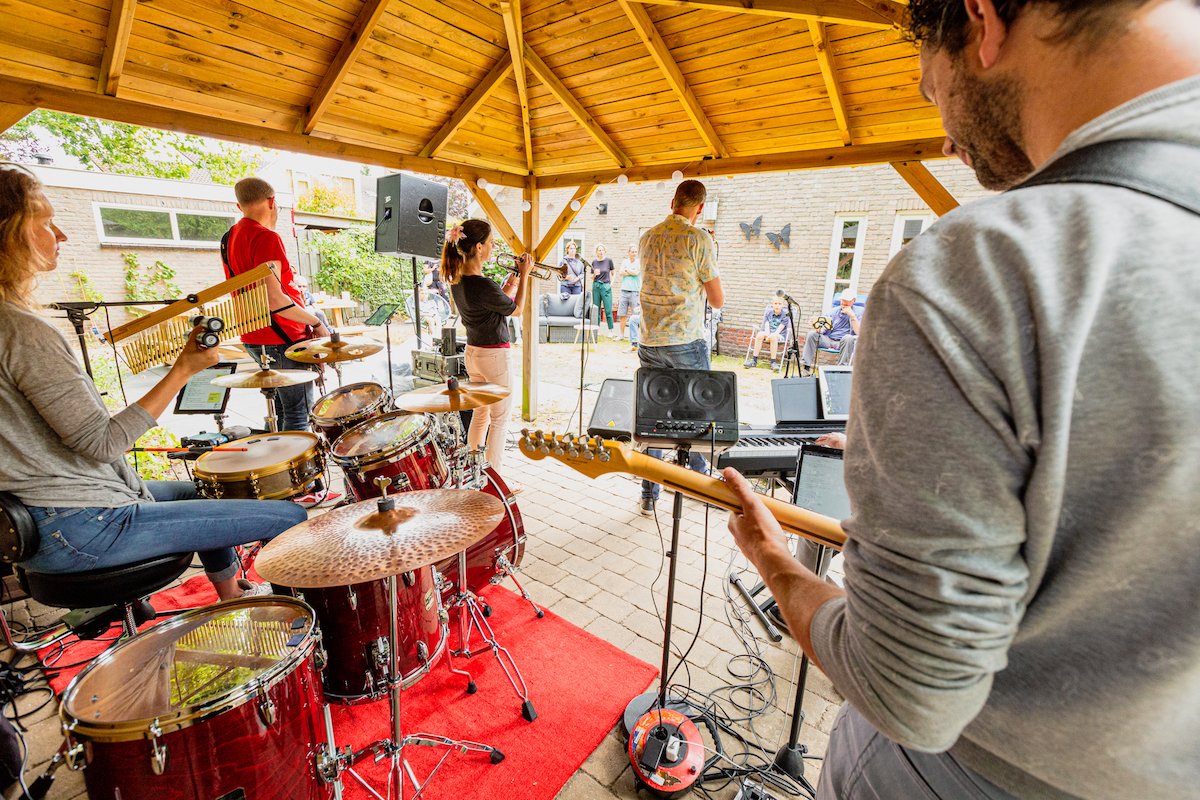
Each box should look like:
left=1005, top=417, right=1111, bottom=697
left=57, top=333, right=543, bottom=800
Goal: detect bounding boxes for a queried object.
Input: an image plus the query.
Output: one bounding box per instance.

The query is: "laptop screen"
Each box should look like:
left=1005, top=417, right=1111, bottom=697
left=791, top=444, right=851, bottom=520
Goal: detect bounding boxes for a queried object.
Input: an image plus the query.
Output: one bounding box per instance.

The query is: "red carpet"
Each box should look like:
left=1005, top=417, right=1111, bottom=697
left=41, top=577, right=658, bottom=800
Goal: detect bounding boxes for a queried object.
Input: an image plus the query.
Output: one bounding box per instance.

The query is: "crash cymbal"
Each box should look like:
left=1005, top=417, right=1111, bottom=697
left=255, top=490, right=505, bottom=588
left=212, top=368, right=319, bottom=389
left=395, top=379, right=511, bottom=413
left=285, top=335, right=382, bottom=364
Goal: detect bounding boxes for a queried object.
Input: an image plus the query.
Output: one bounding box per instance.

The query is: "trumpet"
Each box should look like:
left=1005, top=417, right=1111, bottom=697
left=495, top=252, right=570, bottom=281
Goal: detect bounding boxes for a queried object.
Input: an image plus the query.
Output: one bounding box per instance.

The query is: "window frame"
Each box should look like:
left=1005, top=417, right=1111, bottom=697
left=93, top=203, right=238, bottom=249
left=889, top=213, right=934, bottom=259
left=824, top=215, right=868, bottom=310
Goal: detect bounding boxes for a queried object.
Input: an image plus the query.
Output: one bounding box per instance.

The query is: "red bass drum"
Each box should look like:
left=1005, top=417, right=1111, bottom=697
left=435, top=466, right=525, bottom=601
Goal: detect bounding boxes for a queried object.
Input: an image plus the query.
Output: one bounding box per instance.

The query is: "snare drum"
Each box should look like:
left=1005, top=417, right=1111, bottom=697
left=310, top=381, right=390, bottom=442
left=193, top=432, right=326, bottom=501
left=436, top=466, right=526, bottom=600
left=60, top=597, right=334, bottom=800
left=331, top=411, right=448, bottom=500
left=296, top=566, right=446, bottom=703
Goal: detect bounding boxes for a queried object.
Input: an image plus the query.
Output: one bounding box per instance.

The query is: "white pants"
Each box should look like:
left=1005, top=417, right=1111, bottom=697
left=464, top=345, right=513, bottom=471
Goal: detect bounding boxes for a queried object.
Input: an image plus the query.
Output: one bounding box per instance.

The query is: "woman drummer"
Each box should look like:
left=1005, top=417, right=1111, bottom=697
left=0, top=164, right=306, bottom=600
left=442, top=220, right=532, bottom=476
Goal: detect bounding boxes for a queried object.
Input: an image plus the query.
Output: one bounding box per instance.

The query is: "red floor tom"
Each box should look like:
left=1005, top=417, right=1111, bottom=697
left=436, top=466, right=525, bottom=600
left=310, top=381, right=390, bottom=443
left=60, top=597, right=333, bottom=800
left=331, top=411, right=448, bottom=500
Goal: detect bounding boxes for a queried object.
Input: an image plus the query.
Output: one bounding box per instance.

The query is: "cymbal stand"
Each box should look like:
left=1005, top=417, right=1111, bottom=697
left=260, top=387, right=280, bottom=433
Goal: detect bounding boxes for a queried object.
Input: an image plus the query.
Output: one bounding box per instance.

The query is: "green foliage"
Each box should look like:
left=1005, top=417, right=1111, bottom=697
left=304, top=226, right=414, bottom=311
left=122, top=253, right=182, bottom=301
left=2, top=111, right=266, bottom=185
left=87, top=349, right=180, bottom=480
left=69, top=271, right=103, bottom=303
left=297, top=184, right=355, bottom=216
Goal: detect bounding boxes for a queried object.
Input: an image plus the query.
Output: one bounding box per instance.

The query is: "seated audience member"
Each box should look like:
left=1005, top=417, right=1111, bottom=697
left=801, top=290, right=862, bottom=373
left=0, top=165, right=307, bottom=601
left=557, top=240, right=585, bottom=299
left=411, top=284, right=447, bottom=344
left=293, top=274, right=329, bottom=329
left=744, top=296, right=792, bottom=370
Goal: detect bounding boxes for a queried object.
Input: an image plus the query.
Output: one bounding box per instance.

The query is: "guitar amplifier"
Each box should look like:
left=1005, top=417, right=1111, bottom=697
left=412, top=348, right=467, bottom=383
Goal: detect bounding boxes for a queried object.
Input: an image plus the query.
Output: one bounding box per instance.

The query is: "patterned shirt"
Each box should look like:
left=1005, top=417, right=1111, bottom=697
left=638, top=214, right=719, bottom=347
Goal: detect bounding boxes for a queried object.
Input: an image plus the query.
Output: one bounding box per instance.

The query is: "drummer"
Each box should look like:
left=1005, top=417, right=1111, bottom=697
left=0, top=165, right=307, bottom=600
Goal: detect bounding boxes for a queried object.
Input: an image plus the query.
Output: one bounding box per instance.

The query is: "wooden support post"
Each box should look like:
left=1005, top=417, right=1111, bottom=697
left=890, top=160, right=960, bottom=216
left=464, top=179, right=526, bottom=253
left=521, top=177, right=539, bottom=421
left=0, top=102, right=33, bottom=134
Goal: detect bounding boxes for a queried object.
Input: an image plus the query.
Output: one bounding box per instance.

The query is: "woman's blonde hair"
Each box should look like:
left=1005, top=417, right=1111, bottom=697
left=0, top=164, right=49, bottom=309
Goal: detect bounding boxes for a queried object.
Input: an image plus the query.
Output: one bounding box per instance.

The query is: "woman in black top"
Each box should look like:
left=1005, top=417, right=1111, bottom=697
left=590, top=243, right=615, bottom=338
left=443, top=219, right=532, bottom=473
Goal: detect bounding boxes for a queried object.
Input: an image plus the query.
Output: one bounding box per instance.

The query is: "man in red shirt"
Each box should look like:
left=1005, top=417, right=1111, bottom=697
left=225, top=178, right=329, bottom=432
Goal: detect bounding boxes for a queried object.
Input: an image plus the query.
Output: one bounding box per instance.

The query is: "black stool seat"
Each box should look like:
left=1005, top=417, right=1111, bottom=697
left=19, top=553, right=193, bottom=609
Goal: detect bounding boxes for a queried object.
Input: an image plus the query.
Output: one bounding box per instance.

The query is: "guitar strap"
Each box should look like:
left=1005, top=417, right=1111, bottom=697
left=220, top=228, right=302, bottom=347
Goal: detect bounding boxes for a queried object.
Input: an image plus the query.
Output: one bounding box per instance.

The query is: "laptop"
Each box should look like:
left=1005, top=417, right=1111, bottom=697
left=791, top=443, right=850, bottom=578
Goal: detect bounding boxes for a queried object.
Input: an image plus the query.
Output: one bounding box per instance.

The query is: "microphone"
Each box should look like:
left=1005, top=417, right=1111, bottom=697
left=780, top=292, right=799, bottom=306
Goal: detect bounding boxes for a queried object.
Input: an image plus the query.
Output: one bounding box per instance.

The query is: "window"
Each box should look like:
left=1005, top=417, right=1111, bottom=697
left=95, top=204, right=237, bottom=247
left=890, top=214, right=933, bottom=258
left=825, top=216, right=867, bottom=308
left=558, top=232, right=584, bottom=264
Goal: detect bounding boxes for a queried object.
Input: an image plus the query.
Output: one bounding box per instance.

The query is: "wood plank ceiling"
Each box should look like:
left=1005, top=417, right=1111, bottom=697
left=0, top=0, right=946, bottom=188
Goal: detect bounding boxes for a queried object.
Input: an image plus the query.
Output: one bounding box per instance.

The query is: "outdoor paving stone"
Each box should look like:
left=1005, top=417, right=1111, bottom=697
left=529, top=542, right=573, bottom=566
left=557, top=575, right=601, bottom=604
left=623, top=635, right=664, bottom=669
left=563, top=539, right=606, bottom=561
left=580, top=729, right=632, bottom=788
left=599, top=536, right=639, bottom=557
left=552, top=596, right=601, bottom=629
left=583, top=615, right=638, bottom=653
left=522, top=559, right=569, bottom=588
left=592, top=550, right=636, bottom=575
left=555, top=771, right=617, bottom=800
left=559, top=555, right=603, bottom=582
left=586, top=590, right=638, bottom=626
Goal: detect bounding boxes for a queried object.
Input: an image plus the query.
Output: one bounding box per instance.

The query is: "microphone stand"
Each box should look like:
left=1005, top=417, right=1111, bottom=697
left=781, top=297, right=802, bottom=378
left=50, top=299, right=175, bottom=379
left=577, top=260, right=589, bottom=436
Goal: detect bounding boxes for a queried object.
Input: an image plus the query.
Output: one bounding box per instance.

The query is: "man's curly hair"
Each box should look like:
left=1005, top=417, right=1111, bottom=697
left=904, top=1, right=1159, bottom=53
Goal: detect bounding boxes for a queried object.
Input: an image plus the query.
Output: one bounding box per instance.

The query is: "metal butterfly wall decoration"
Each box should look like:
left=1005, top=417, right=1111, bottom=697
left=739, top=215, right=762, bottom=241
left=766, top=223, right=791, bottom=251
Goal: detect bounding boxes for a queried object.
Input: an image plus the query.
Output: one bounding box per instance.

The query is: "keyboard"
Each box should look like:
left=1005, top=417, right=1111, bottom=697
left=716, top=422, right=846, bottom=478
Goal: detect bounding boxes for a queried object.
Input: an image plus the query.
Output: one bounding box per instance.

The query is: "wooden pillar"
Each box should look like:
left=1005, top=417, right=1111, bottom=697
left=890, top=160, right=959, bottom=216
left=0, top=103, right=33, bottom=135
left=521, top=176, right=539, bottom=422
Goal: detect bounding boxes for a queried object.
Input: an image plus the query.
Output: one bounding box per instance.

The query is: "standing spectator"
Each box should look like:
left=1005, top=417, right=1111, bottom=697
left=744, top=296, right=791, bottom=370
left=636, top=179, right=724, bottom=515
left=800, top=290, right=862, bottom=373
left=557, top=240, right=585, bottom=299
left=590, top=243, right=615, bottom=339
left=616, top=244, right=641, bottom=343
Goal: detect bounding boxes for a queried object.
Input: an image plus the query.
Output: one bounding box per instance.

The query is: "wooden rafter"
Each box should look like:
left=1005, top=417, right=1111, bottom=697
left=521, top=175, right=538, bottom=422
left=0, top=103, right=33, bottom=134
left=0, top=75, right=528, bottom=187
left=302, top=0, right=390, bottom=134
left=890, top=160, right=960, bottom=216
left=465, top=179, right=527, bottom=254
left=501, top=1, right=534, bottom=172
left=809, top=22, right=851, bottom=146
left=523, top=44, right=632, bottom=170
left=98, top=0, right=137, bottom=96
left=631, top=0, right=899, bottom=29
left=618, top=0, right=727, bottom=159
left=420, top=54, right=514, bottom=159
left=535, top=185, right=597, bottom=261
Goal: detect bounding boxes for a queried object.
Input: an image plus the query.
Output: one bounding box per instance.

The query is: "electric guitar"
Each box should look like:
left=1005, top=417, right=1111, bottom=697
left=517, top=430, right=845, bottom=550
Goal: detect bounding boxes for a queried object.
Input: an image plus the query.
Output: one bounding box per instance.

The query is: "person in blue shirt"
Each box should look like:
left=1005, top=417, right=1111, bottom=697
left=801, top=289, right=862, bottom=373
left=744, top=296, right=792, bottom=370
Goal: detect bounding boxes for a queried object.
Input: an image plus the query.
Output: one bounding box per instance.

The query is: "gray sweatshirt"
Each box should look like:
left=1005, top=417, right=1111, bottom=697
left=0, top=302, right=155, bottom=507
left=811, top=76, right=1200, bottom=799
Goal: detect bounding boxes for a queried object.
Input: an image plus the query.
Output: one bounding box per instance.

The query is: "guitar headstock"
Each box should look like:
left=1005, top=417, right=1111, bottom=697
left=518, top=429, right=633, bottom=478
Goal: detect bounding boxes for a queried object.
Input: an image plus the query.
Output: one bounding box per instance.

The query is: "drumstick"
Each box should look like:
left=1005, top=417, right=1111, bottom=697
left=129, top=447, right=250, bottom=452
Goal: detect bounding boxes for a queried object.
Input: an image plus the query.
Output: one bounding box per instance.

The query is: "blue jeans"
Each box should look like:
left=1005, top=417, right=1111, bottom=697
left=249, top=343, right=317, bottom=431
left=21, top=481, right=307, bottom=582
left=638, top=339, right=711, bottom=502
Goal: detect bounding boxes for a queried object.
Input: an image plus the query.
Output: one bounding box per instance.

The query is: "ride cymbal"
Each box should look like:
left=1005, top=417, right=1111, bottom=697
left=212, top=368, right=319, bottom=389
left=255, top=489, right=505, bottom=588
left=286, top=335, right=382, bottom=364
left=395, top=380, right=511, bottom=413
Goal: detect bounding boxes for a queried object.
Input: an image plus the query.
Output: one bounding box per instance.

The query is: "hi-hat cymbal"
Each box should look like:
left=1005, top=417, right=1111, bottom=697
left=255, top=490, right=505, bottom=588
left=285, top=336, right=383, bottom=364
left=212, top=368, right=319, bottom=389
left=395, top=380, right=511, bottom=413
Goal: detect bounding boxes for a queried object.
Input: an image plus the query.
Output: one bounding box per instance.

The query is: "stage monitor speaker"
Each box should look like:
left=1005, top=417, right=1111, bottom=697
left=375, top=173, right=448, bottom=259
left=588, top=378, right=634, bottom=441
left=633, top=368, right=739, bottom=450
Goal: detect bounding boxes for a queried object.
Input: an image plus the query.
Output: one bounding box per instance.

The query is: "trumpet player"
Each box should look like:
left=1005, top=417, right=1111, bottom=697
left=443, top=219, right=533, bottom=478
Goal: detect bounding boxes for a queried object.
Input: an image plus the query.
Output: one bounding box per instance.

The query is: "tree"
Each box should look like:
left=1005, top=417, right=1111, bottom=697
left=1, top=111, right=266, bottom=185
left=297, top=183, right=355, bottom=216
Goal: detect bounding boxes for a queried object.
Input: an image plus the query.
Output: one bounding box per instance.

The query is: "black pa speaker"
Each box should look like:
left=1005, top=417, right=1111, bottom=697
left=633, top=368, right=739, bottom=450
left=588, top=378, right=634, bottom=440
left=375, top=173, right=448, bottom=259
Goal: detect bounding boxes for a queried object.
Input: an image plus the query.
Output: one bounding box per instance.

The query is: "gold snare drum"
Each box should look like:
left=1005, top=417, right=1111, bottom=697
left=193, top=432, right=326, bottom=501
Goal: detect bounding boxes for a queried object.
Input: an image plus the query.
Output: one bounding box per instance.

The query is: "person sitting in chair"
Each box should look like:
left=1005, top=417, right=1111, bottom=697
left=744, top=296, right=792, bottom=371
left=0, top=166, right=307, bottom=601
left=801, top=289, right=863, bottom=373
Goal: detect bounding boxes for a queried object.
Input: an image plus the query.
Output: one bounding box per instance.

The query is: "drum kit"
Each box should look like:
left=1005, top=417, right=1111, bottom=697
left=53, top=332, right=544, bottom=799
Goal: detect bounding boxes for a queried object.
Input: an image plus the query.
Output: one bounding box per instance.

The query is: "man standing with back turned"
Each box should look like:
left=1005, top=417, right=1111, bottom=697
left=637, top=179, right=724, bottom=516
left=726, top=2, right=1200, bottom=798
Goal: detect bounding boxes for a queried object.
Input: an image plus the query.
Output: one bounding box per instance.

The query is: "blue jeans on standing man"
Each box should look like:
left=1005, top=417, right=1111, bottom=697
left=251, top=343, right=317, bottom=431
left=22, top=481, right=307, bottom=583
left=638, top=338, right=711, bottom=503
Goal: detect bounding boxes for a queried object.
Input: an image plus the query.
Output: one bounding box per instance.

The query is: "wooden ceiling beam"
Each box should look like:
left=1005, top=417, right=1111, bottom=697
left=535, top=184, right=597, bottom=262
left=523, top=43, right=632, bottom=170
left=631, top=0, right=898, bottom=29
left=420, top=53, right=514, bottom=159
left=809, top=22, right=852, bottom=146
left=0, top=103, right=33, bottom=134
left=501, top=1, right=534, bottom=173
left=890, top=160, right=960, bottom=216
left=618, top=0, right=728, bottom=159
left=465, top=179, right=527, bottom=254
left=535, top=138, right=948, bottom=188
left=98, top=0, right=138, bottom=96
left=302, top=0, right=390, bottom=134
left=0, top=75, right=528, bottom=187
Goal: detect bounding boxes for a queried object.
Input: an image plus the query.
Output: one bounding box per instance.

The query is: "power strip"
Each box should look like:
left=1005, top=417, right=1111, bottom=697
left=734, top=780, right=780, bottom=800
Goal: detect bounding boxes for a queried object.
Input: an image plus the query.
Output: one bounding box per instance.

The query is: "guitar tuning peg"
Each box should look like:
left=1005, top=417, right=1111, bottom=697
left=539, top=430, right=553, bottom=455
left=581, top=447, right=595, bottom=461
left=520, top=429, right=532, bottom=449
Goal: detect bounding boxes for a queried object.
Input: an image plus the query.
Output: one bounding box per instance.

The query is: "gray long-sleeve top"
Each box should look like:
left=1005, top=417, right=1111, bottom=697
left=810, top=76, right=1200, bottom=800
left=0, top=302, right=154, bottom=508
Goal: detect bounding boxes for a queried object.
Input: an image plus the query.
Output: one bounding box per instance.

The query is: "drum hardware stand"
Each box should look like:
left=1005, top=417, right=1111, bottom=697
left=779, top=296, right=803, bottom=378
left=49, top=299, right=174, bottom=379
left=492, top=554, right=544, bottom=619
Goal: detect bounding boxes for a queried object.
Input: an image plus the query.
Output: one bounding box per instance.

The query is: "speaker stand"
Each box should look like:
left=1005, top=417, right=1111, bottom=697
left=576, top=263, right=590, bottom=436
left=409, top=256, right=423, bottom=350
